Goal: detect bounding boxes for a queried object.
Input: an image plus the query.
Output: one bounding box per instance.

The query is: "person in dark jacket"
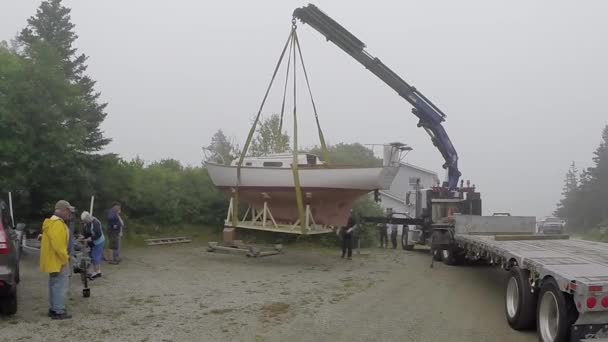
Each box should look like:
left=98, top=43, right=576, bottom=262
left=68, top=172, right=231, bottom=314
left=80, top=211, right=105, bottom=278
left=378, top=223, right=388, bottom=248
left=338, top=214, right=356, bottom=260
left=107, top=202, right=124, bottom=264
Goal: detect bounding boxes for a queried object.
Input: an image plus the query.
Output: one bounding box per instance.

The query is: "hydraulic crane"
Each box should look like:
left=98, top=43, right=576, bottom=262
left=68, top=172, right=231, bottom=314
left=293, top=4, right=461, bottom=191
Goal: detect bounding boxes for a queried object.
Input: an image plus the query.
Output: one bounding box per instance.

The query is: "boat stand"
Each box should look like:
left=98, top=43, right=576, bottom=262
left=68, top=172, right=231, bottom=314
left=222, top=197, right=334, bottom=235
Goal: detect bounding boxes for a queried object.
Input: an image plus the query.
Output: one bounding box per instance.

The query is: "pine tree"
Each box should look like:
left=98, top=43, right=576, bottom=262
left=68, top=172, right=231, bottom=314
left=555, top=162, right=579, bottom=222
left=250, top=114, right=290, bottom=157
left=206, top=130, right=238, bottom=165
left=18, top=0, right=109, bottom=151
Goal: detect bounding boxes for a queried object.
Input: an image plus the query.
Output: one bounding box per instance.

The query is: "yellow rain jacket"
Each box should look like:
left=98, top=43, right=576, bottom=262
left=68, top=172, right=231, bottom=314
left=39, top=215, right=69, bottom=273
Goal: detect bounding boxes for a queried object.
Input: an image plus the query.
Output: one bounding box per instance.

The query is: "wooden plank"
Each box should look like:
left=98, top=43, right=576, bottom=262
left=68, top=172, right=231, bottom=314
left=494, top=234, right=570, bottom=241
left=144, top=236, right=187, bottom=242
left=145, top=237, right=191, bottom=246
left=468, top=231, right=538, bottom=236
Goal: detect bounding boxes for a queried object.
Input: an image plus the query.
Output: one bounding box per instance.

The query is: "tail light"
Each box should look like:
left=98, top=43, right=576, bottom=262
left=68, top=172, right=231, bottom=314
left=602, top=297, right=608, bottom=308
left=0, top=222, right=10, bottom=255
left=587, top=297, right=597, bottom=309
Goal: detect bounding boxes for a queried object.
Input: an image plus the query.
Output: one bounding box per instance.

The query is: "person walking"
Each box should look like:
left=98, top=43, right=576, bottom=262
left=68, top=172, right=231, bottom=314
left=80, top=211, right=105, bottom=279
left=107, top=202, right=123, bottom=264
left=40, top=200, right=74, bottom=320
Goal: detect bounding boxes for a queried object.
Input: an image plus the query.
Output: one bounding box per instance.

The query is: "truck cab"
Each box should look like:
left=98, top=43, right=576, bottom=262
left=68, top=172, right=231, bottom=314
left=538, top=216, right=565, bottom=234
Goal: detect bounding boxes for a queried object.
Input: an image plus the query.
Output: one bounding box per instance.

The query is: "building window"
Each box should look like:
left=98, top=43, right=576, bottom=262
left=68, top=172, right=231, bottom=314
left=409, top=177, right=421, bottom=186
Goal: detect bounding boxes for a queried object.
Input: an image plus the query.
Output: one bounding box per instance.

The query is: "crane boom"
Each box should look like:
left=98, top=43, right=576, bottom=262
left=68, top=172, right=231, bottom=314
left=293, top=4, right=461, bottom=190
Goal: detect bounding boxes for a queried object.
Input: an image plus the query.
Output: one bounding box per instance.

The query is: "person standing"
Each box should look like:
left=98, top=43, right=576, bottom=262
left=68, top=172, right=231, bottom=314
left=390, top=223, right=398, bottom=249
left=107, top=202, right=124, bottom=264
left=338, top=214, right=356, bottom=260
left=378, top=223, right=388, bottom=248
left=40, top=200, right=74, bottom=320
left=80, top=211, right=105, bottom=279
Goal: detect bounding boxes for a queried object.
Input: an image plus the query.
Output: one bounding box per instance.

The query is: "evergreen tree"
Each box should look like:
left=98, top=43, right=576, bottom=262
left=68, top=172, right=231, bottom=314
left=18, top=0, right=109, bottom=151
left=250, top=114, right=290, bottom=156
left=206, top=130, right=238, bottom=165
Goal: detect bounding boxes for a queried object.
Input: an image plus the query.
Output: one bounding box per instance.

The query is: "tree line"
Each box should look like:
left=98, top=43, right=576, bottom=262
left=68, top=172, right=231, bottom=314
left=1, top=1, right=383, bottom=238
left=555, top=125, right=608, bottom=231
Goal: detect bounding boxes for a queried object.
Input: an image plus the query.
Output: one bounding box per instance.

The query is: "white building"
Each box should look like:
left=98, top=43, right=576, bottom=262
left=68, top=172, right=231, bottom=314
left=378, top=162, right=440, bottom=218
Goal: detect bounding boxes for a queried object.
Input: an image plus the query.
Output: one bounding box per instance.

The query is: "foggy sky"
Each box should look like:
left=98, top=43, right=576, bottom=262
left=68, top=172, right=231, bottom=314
left=2, top=1, right=607, bottom=218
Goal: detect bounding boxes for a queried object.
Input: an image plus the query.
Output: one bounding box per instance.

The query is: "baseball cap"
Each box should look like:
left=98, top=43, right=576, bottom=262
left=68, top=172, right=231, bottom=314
left=55, top=200, right=76, bottom=212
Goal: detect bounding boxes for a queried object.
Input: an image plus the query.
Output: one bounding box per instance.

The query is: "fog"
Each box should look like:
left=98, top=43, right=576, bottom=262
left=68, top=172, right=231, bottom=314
left=2, top=0, right=606, bottom=218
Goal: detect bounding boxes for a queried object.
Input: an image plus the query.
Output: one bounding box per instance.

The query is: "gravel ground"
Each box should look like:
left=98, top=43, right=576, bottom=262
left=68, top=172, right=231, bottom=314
left=1, top=242, right=536, bottom=342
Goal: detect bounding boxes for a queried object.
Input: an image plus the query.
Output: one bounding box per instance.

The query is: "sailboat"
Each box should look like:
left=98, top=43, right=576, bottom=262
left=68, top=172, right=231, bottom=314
left=206, top=145, right=402, bottom=231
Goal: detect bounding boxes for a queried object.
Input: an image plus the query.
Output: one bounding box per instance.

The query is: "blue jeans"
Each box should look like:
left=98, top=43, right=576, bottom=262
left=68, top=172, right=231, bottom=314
left=49, top=265, right=69, bottom=314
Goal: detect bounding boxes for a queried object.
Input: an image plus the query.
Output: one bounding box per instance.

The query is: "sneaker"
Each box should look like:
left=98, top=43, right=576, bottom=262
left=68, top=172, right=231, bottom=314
left=51, top=312, right=72, bottom=320
left=48, top=309, right=57, bottom=317
left=347, top=257, right=352, bottom=260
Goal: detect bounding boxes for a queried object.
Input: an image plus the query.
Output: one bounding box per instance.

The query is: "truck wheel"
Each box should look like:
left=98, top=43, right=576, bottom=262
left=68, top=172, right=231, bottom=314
left=537, top=277, right=578, bottom=342
left=505, top=267, right=537, bottom=330
left=401, top=228, right=414, bottom=251
left=442, top=248, right=464, bottom=266
left=0, top=288, right=18, bottom=315
left=431, top=249, right=443, bottom=261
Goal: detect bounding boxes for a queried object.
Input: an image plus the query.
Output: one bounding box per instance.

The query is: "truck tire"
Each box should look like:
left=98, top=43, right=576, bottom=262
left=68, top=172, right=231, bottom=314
left=432, top=249, right=443, bottom=261
left=442, top=247, right=464, bottom=266
left=536, top=277, right=578, bottom=342
left=505, top=267, right=537, bottom=330
left=401, top=228, right=414, bottom=251
left=0, top=288, right=17, bottom=316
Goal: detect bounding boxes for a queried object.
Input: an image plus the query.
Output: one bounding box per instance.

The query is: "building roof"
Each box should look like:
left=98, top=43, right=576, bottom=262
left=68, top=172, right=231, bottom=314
left=399, top=162, right=438, bottom=177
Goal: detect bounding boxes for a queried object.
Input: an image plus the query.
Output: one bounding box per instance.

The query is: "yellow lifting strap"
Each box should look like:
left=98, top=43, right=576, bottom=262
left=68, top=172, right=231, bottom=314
left=234, top=21, right=329, bottom=232
left=233, top=30, right=293, bottom=227
left=290, top=26, right=306, bottom=233
left=293, top=31, right=330, bottom=165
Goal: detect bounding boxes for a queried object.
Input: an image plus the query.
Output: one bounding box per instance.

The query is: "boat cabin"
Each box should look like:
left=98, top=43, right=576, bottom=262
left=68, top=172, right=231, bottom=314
left=231, top=153, right=324, bottom=168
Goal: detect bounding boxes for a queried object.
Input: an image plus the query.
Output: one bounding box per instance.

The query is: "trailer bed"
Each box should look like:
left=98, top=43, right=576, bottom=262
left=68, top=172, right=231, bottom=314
left=455, top=234, right=608, bottom=294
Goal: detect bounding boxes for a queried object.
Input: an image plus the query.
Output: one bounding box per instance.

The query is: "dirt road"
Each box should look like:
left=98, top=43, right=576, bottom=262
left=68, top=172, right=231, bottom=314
left=1, top=243, right=536, bottom=342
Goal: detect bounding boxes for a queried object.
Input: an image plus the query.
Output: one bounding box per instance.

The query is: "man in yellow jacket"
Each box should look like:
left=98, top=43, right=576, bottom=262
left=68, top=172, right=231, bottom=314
left=40, top=200, right=74, bottom=320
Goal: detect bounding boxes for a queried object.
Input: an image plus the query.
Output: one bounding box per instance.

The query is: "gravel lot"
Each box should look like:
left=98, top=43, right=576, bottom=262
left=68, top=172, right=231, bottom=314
left=1, top=242, right=536, bottom=342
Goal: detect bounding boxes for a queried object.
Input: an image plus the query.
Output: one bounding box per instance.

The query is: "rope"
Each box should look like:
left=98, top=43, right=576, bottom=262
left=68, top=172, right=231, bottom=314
left=232, top=30, right=293, bottom=226
left=293, top=31, right=331, bottom=165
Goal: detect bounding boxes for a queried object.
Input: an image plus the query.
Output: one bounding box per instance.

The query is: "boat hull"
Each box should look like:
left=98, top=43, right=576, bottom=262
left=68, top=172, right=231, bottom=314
left=207, top=163, right=398, bottom=227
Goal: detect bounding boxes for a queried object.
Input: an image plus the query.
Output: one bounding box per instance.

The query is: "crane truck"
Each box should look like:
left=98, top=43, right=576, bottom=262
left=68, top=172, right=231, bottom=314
left=293, top=4, right=608, bottom=342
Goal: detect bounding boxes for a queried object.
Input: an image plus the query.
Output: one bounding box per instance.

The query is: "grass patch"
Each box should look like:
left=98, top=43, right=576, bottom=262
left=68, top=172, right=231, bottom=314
left=260, top=302, right=290, bottom=318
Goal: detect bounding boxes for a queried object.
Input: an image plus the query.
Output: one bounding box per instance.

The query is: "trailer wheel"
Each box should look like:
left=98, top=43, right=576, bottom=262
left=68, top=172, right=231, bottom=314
left=432, top=249, right=443, bottom=261
left=401, top=227, right=414, bottom=251
left=505, top=267, right=537, bottom=330
left=536, top=277, right=578, bottom=342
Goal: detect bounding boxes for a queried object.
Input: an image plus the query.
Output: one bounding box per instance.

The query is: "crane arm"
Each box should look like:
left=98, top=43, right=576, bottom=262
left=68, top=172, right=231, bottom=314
left=293, top=4, right=461, bottom=190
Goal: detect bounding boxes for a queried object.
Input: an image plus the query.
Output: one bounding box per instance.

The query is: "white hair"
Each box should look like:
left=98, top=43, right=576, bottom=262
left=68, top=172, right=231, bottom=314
left=80, top=211, right=92, bottom=223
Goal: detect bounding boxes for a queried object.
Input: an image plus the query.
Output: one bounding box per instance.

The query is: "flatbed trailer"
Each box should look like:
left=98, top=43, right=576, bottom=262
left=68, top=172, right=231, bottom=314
left=441, top=215, right=608, bottom=342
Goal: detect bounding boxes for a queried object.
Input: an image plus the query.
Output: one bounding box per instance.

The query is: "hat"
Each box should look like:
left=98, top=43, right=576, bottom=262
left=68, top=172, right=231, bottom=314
left=55, top=200, right=75, bottom=212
